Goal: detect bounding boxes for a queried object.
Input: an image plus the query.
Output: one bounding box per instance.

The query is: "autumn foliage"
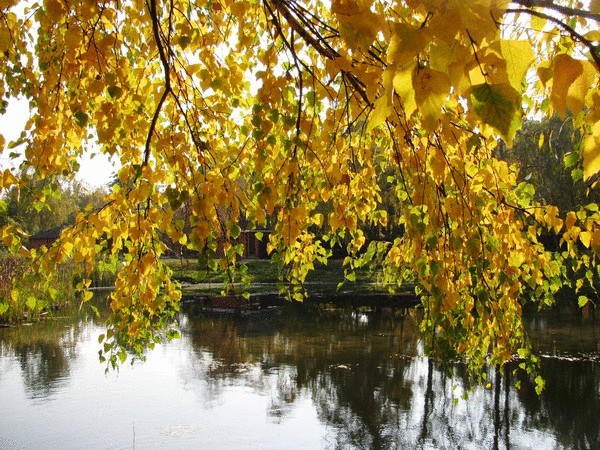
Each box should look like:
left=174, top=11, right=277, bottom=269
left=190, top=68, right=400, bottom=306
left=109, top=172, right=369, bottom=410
left=1, top=0, right=599, bottom=385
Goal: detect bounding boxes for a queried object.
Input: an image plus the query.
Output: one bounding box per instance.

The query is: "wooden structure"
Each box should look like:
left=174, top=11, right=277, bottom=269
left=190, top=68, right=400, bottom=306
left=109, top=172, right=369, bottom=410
left=27, top=226, right=64, bottom=250
left=240, top=230, right=270, bottom=259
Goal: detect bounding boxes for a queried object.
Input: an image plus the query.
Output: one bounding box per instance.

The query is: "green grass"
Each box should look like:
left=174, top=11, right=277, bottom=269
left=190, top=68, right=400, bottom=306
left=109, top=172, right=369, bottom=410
left=163, top=257, right=350, bottom=285
left=162, top=258, right=279, bottom=284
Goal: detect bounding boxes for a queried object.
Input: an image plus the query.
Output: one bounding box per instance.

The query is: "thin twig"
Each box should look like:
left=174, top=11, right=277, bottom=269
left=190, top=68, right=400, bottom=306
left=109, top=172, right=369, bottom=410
left=505, top=7, right=600, bottom=70
left=512, top=0, right=600, bottom=21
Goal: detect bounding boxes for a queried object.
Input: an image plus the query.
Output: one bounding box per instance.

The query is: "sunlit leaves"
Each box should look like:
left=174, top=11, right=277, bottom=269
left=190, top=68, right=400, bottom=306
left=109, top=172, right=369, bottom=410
left=332, top=0, right=380, bottom=50
left=0, top=0, right=599, bottom=388
left=392, top=67, right=417, bottom=117
left=501, top=40, right=534, bottom=93
left=583, top=121, right=600, bottom=180
left=367, top=97, right=391, bottom=131
left=413, top=68, right=450, bottom=131
left=551, top=54, right=584, bottom=119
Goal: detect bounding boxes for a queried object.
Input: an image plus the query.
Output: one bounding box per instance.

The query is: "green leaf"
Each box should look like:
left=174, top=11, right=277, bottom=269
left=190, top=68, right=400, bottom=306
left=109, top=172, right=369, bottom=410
left=177, top=35, right=191, bottom=49
left=563, top=152, right=579, bottom=168
left=469, top=83, right=522, bottom=145
left=26, top=296, right=37, bottom=311
left=534, top=375, right=545, bottom=395
left=515, top=182, right=535, bottom=206
left=74, top=110, right=89, bottom=127
left=107, top=85, right=123, bottom=99
left=230, top=223, right=241, bottom=239
left=578, top=295, right=589, bottom=307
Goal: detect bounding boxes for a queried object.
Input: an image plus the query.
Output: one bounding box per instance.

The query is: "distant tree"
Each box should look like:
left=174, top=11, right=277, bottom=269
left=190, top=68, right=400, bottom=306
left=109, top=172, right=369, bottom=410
left=1, top=171, right=106, bottom=236
left=496, top=116, right=596, bottom=213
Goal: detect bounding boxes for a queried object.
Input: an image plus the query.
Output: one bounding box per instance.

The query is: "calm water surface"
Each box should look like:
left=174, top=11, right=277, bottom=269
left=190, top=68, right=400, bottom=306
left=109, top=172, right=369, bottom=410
left=0, top=299, right=598, bottom=449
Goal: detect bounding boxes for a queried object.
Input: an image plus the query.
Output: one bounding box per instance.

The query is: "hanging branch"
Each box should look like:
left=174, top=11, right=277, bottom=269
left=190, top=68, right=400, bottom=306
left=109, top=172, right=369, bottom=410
left=505, top=4, right=600, bottom=70
left=512, top=0, right=600, bottom=21
left=267, top=0, right=370, bottom=105
left=144, top=0, right=173, bottom=166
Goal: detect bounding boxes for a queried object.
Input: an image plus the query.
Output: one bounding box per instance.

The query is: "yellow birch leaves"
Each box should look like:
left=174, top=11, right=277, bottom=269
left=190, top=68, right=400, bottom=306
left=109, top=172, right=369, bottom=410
left=0, top=0, right=599, bottom=384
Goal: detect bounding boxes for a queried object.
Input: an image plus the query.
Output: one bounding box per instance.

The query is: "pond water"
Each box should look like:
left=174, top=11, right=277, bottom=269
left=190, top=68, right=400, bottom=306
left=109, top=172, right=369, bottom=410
left=0, top=299, right=598, bottom=449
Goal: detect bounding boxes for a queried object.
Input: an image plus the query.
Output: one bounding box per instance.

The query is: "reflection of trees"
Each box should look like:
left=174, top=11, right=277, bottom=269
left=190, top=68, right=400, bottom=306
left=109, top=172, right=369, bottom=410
left=519, top=310, right=600, bottom=449
left=514, top=358, right=600, bottom=450
left=16, top=340, right=70, bottom=398
left=0, top=297, right=107, bottom=400
left=0, top=317, right=81, bottom=398
left=179, top=304, right=600, bottom=449
left=181, top=305, right=420, bottom=442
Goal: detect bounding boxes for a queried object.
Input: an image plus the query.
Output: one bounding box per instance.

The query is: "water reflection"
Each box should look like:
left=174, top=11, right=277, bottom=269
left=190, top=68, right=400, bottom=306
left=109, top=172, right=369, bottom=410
left=0, top=315, right=88, bottom=400
left=0, top=301, right=598, bottom=449
left=177, top=304, right=599, bottom=449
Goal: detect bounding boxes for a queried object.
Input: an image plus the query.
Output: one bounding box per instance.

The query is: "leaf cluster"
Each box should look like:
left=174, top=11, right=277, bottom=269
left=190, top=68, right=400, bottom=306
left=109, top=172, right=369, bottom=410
left=0, top=0, right=599, bottom=388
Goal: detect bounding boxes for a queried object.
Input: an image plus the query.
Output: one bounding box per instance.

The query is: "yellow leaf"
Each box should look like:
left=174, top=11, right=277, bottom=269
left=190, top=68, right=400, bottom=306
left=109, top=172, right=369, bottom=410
left=0, top=29, right=10, bottom=53
left=427, top=3, right=461, bottom=44
left=550, top=54, right=583, bottom=119
left=1, top=169, right=18, bottom=189
left=429, top=41, right=469, bottom=88
left=393, top=66, right=417, bottom=117
left=501, top=40, right=534, bottom=93
left=413, top=68, right=450, bottom=131
left=46, top=0, right=64, bottom=21
left=565, top=211, right=577, bottom=229
left=583, top=121, right=600, bottom=180
left=64, top=28, right=81, bottom=51
left=579, top=231, right=591, bottom=248
left=566, top=60, right=596, bottom=117
left=457, top=0, right=509, bottom=42
left=331, top=0, right=362, bottom=15
left=187, top=64, right=202, bottom=75
left=332, top=0, right=379, bottom=50
left=367, top=96, right=391, bottom=131
left=339, top=14, right=379, bottom=49
left=429, top=146, right=446, bottom=182
left=61, top=240, right=73, bottom=256
left=537, top=60, right=553, bottom=86
left=591, top=230, right=600, bottom=254
left=388, top=23, right=427, bottom=67
left=584, top=30, right=600, bottom=42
